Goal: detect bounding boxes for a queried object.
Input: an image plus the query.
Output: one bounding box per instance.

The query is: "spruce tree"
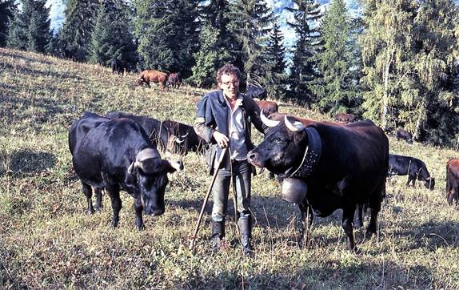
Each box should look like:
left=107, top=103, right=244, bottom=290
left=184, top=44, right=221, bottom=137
left=133, top=0, right=200, bottom=76
left=89, top=1, right=136, bottom=67
left=59, top=0, right=98, bottom=61
left=7, top=0, right=50, bottom=53
left=286, top=0, right=322, bottom=105
left=228, top=0, right=275, bottom=86
left=265, top=20, right=288, bottom=100
left=314, top=0, right=360, bottom=114
left=0, top=0, right=16, bottom=47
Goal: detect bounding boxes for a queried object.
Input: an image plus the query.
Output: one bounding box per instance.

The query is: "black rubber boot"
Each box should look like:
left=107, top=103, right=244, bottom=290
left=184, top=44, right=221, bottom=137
left=210, top=220, right=225, bottom=251
left=238, top=216, right=253, bottom=257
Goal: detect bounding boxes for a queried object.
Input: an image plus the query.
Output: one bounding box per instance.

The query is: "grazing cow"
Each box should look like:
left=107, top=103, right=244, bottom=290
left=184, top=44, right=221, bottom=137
left=446, top=159, right=459, bottom=206
left=69, top=113, right=183, bottom=230
left=136, top=70, right=168, bottom=90
left=247, top=114, right=389, bottom=250
left=334, top=113, right=356, bottom=123
left=245, top=83, right=267, bottom=100
left=256, top=100, right=278, bottom=116
left=162, top=120, right=206, bottom=155
left=396, top=129, right=413, bottom=144
left=68, top=112, right=109, bottom=212
left=167, top=72, right=181, bottom=89
left=105, top=111, right=168, bottom=152
left=388, top=154, right=435, bottom=190
left=111, top=59, right=129, bottom=75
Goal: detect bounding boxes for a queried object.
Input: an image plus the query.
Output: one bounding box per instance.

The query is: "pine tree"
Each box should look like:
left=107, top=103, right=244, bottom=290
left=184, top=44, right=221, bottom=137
left=228, top=0, right=275, bottom=86
left=7, top=0, right=50, bottom=53
left=264, top=20, right=288, bottom=100
left=133, top=0, right=200, bottom=76
left=314, top=0, right=361, bottom=114
left=59, top=0, right=99, bottom=61
left=0, top=0, right=16, bottom=47
left=286, top=0, right=322, bottom=105
left=89, top=1, right=136, bottom=67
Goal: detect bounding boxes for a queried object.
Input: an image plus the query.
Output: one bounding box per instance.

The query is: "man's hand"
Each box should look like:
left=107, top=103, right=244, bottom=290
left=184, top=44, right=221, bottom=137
left=213, top=131, right=229, bottom=148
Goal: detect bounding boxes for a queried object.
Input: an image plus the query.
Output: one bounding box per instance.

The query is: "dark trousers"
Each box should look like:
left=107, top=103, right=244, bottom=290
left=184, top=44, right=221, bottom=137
left=211, top=160, right=251, bottom=222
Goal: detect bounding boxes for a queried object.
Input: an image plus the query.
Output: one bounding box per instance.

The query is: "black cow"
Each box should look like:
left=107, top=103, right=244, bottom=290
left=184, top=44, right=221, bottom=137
left=396, top=129, right=413, bottom=144
left=245, top=83, right=267, bottom=100
left=167, top=72, right=181, bottom=89
left=162, top=120, right=206, bottom=155
left=105, top=111, right=168, bottom=152
left=247, top=114, right=388, bottom=250
left=69, top=113, right=183, bottom=230
left=111, top=59, right=129, bottom=75
left=68, top=112, right=109, bottom=212
left=446, top=159, right=459, bottom=206
left=388, top=154, right=435, bottom=190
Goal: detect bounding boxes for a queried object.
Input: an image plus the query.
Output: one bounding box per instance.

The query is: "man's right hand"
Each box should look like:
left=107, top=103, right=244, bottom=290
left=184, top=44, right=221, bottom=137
left=213, top=131, right=229, bottom=148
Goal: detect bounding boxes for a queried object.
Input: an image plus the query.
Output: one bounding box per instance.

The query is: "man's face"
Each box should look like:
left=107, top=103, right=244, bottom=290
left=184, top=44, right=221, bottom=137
left=219, top=73, right=240, bottom=100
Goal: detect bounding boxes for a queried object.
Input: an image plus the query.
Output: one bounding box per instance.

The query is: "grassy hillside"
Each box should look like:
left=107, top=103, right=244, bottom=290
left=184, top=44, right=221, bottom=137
left=1, top=47, right=458, bottom=289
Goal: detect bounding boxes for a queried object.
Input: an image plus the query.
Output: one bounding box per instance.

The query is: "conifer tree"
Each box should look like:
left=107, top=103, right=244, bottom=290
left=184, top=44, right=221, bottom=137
left=89, top=0, right=136, bottom=67
left=59, top=0, right=98, bottom=61
left=133, top=0, right=200, bottom=76
left=286, top=0, right=322, bottom=105
left=265, top=20, right=287, bottom=100
left=7, top=0, right=50, bottom=53
left=0, top=0, right=16, bottom=47
left=228, top=0, right=274, bottom=85
left=314, top=0, right=360, bottom=114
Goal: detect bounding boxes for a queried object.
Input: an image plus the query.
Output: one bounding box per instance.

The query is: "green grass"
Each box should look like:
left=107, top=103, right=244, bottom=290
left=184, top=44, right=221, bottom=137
left=1, top=47, right=459, bottom=289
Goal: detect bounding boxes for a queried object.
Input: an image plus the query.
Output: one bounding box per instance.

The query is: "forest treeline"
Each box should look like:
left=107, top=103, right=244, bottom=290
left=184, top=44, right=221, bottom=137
left=1, top=0, right=458, bottom=147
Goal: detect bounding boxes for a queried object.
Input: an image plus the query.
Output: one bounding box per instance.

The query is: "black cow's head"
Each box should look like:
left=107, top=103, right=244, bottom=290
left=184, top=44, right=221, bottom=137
left=126, top=148, right=183, bottom=216
left=424, top=177, right=435, bottom=190
left=247, top=114, right=308, bottom=175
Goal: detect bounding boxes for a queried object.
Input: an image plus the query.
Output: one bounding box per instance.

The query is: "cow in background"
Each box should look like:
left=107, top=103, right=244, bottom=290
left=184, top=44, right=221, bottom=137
left=111, top=59, right=129, bottom=75
left=446, top=159, right=459, bottom=206
left=136, top=70, right=168, bottom=90
left=105, top=111, right=168, bottom=152
left=69, top=113, right=183, bottom=230
left=245, top=83, right=267, bottom=100
left=388, top=154, right=435, bottom=190
left=162, top=120, right=206, bottom=155
left=396, top=129, right=413, bottom=144
left=334, top=113, right=356, bottom=123
left=256, top=100, right=278, bottom=116
left=167, top=72, right=181, bottom=89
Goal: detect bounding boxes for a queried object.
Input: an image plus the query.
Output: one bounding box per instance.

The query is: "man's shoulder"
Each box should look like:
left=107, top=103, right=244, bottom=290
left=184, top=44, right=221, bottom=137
left=205, top=89, right=222, bottom=98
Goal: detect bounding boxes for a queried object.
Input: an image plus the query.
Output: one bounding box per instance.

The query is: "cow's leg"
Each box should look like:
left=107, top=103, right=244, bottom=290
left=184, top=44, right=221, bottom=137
left=355, top=204, right=364, bottom=228
left=94, top=187, right=103, bottom=211
left=81, top=181, right=95, bottom=214
left=298, top=202, right=313, bottom=248
left=106, top=184, right=122, bottom=228
left=342, top=205, right=356, bottom=251
left=134, top=198, right=144, bottom=230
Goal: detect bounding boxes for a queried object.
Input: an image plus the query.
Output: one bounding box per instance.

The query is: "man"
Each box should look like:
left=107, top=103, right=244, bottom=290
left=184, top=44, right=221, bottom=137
left=194, top=64, right=265, bottom=256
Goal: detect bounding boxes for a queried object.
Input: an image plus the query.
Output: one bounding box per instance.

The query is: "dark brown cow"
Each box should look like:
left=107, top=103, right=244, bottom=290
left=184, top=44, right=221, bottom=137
left=136, top=70, right=168, bottom=90
left=446, top=159, right=459, bottom=206
left=334, top=113, right=356, bottom=123
left=167, top=72, right=181, bottom=89
left=248, top=114, right=388, bottom=251
left=396, top=129, right=413, bottom=144
left=256, top=100, right=278, bottom=116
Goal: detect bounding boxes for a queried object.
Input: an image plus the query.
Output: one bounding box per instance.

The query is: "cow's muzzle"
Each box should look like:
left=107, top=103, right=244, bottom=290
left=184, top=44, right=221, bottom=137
left=247, top=150, right=264, bottom=168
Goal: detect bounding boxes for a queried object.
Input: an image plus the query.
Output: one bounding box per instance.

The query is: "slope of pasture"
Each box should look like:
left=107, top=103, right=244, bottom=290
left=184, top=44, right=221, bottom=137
left=0, top=48, right=458, bottom=289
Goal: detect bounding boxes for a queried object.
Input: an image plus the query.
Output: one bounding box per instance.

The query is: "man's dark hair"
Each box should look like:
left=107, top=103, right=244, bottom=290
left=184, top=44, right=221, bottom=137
left=217, top=64, right=241, bottom=83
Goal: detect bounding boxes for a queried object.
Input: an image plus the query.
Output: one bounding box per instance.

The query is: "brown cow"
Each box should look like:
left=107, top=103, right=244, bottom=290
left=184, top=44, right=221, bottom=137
left=446, top=158, right=459, bottom=206
left=256, top=100, right=278, bottom=116
left=334, top=113, right=356, bottom=123
left=136, top=70, right=168, bottom=90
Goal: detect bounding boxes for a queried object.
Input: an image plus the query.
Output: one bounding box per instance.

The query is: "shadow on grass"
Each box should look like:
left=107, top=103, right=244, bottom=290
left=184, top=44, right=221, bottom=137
left=1, top=149, right=57, bottom=178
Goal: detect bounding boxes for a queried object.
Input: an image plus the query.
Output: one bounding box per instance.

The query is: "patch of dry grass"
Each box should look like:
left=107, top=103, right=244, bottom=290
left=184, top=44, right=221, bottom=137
left=1, top=48, right=459, bottom=289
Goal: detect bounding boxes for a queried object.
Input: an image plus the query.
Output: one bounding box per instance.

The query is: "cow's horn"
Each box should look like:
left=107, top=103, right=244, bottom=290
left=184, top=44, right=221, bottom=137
left=127, top=162, right=135, bottom=174
left=285, top=116, right=305, bottom=132
left=136, top=148, right=160, bottom=162
left=260, top=111, right=280, bottom=127
left=175, top=137, right=185, bottom=144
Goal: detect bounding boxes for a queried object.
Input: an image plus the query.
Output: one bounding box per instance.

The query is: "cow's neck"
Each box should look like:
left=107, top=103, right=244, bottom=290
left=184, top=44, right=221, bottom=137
left=288, top=126, right=322, bottom=179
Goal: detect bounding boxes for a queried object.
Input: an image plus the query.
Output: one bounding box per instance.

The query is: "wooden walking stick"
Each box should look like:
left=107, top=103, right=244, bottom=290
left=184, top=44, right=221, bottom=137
left=189, top=147, right=228, bottom=251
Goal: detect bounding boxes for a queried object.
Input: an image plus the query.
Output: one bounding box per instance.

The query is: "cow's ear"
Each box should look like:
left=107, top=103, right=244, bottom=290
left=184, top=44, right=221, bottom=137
left=166, top=160, right=184, bottom=173
left=293, top=129, right=308, bottom=144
